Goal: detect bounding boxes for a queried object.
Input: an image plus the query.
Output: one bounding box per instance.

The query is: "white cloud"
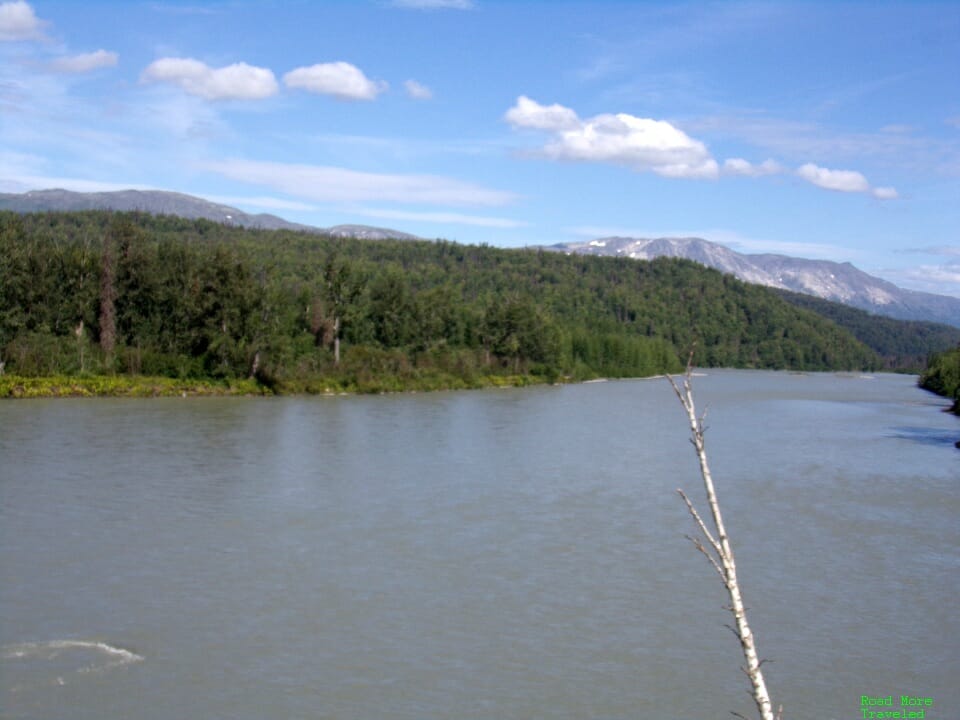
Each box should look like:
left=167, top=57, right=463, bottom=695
left=140, top=58, right=278, bottom=100
left=49, top=49, right=119, bottom=74
left=505, top=95, right=579, bottom=131
left=283, top=62, right=386, bottom=101
left=722, top=157, right=782, bottom=176
left=404, top=79, right=432, bottom=100
left=796, top=163, right=869, bottom=192
left=505, top=96, right=719, bottom=179
left=390, top=0, right=474, bottom=9
left=796, top=162, right=897, bottom=199
left=356, top=207, right=526, bottom=228
left=0, top=0, right=45, bottom=41
left=203, top=159, right=517, bottom=206
left=695, top=113, right=959, bottom=178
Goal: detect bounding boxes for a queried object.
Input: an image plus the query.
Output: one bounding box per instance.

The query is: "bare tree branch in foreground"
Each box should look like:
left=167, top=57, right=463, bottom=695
left=667, top=360, right=781, bottom=720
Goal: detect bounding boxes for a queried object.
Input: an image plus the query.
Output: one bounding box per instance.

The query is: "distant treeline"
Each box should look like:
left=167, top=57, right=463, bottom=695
left=0, top=210, right=931, bottom=393
left=775, top=289, right=960, bottom=372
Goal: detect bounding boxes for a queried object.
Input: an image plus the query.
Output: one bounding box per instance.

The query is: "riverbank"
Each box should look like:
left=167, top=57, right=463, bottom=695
left=0, top=371, right=556, bottom=398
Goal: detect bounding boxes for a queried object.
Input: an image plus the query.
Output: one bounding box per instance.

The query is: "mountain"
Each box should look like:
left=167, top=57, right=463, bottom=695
left=547, top=236, right=960, bottom=328
left=0, top=189, right=420, bottom=241
left=324, top=224, right=420, bottom=241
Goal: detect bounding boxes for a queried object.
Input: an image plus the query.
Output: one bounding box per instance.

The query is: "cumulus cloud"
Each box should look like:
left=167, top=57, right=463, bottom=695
left=505, top=96, right=719, bottom=179
left=722, top=157, right=782, bottom=176
left=140, top=58, right=278, bottom=100
left=0, top=0, right=45, bottom=41
left=404, top=79, right=432, bottom=100
left=504, top=95, right=580, bottom=131
left=796, top=162, right=897, bottom=199
left=203, top=159, right=517, bottom=206
left=283, top=62, right=386, bottom=101
left=796, top=163, right=869, bottom=192
left=49, top=49, right=118, bottom=73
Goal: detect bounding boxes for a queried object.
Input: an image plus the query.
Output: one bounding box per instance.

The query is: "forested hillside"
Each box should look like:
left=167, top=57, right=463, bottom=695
left=0, top=211, right=884, bottom=393
left=775, top=289, right=960, bottom=371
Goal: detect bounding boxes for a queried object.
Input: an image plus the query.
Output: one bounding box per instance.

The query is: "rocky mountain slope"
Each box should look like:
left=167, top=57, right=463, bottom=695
left=0, top=189, right=419, bottom=241
left=548, top=236, right=960, bottom=328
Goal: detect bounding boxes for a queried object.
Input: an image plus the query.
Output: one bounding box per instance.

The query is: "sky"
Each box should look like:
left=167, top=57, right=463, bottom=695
left=2, top=0, right=959, bottom=297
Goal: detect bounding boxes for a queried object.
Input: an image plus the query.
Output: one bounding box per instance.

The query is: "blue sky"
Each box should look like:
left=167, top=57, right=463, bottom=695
left=2, top=0, right=959, bottom=297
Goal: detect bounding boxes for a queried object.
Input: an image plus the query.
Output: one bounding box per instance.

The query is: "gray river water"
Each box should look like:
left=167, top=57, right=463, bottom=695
left=1, top=370, right=957, bottom=720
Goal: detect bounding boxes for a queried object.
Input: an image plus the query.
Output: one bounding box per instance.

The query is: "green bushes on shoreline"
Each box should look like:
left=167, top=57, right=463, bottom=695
left=0, top=374, right=268, bottom=399
left=0, top=369, right=563, bottom=399
left=919, top=346, right=960, bottom=414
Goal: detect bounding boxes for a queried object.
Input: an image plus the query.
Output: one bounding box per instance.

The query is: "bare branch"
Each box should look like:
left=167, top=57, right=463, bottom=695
left=724, top=623, right=743, bottom=641
left=684, top=533, right=725, bottom=580
left=669, top=363, right=778, bottom=720
left=677, top=489, right=722, bottom=556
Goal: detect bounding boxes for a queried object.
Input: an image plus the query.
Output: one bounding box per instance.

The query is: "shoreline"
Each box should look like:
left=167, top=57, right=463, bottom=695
left=1, top=368, right=916, bottom=400
left=0, top=372, right=563, bottom=399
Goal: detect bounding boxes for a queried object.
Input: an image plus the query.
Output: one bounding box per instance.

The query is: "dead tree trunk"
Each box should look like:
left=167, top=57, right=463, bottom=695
left=99, top=233, right=116, bottom=368
left=667, top=362, right=780, bottom=720
left=333, top=316, right=341, bottom=366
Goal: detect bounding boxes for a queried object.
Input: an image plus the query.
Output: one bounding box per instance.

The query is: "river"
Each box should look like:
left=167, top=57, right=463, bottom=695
left=1, top=370, right=957, bottom=719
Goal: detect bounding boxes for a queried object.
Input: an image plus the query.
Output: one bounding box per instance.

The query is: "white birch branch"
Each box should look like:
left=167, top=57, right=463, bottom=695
left=668, top=361, right=777, bottom=720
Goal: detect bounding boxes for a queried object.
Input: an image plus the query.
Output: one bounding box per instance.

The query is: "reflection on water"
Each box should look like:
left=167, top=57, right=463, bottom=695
left=1, top=371, right=958, bottom=720
left=889, top=425, right=959, bottom=447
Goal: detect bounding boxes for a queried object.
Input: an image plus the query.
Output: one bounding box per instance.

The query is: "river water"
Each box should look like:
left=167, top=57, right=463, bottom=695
left=1, top=371, right=957, bottom=720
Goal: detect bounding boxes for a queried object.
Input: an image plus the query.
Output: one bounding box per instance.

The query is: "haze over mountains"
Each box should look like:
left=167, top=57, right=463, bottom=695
left=3, top=188, right=958, bottom=328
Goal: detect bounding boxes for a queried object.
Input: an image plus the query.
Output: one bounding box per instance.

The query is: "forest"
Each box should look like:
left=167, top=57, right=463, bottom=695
left=774, top=288, right=960, bottom=372
left=920, top=346, right=960, bottom=414
left=0, top=210, right=945, bottom=395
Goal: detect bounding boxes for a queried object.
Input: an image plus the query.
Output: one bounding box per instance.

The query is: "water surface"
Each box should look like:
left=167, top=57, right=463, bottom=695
left=1, top=371, right=957, bottom=719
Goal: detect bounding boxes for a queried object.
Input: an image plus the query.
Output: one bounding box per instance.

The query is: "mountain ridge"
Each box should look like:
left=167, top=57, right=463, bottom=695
left=547, top=236, right=960, bottom=328
left=0, top=189, right=421, bottom=241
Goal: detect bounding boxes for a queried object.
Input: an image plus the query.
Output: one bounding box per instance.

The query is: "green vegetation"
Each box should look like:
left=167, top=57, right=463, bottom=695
left=0, top=374, right=267, bottom=398
left=0, top=210, right=892, bottom=396
left=919, top=346, right=960, bottom=414
left=776, top=288, right=960, bottom=371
